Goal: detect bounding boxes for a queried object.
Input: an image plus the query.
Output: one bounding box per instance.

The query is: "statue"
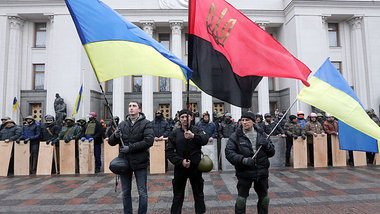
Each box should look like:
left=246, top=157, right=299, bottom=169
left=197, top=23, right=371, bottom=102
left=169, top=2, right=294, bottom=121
left=54, top=93, right=67, bottom=126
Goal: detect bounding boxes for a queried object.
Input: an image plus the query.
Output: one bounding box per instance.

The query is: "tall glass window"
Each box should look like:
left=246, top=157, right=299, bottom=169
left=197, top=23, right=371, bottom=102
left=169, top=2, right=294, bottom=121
left=35, top=23, right=46, bottom=48
left=33, top=64, right=45, bottom=90
left=328, top=23, right=340, bottom=47
left=105, top=79, right=113, bottom=93
left=159, top=34, right=170, bottom=91
left=331, top=61, right=342, bottom=74
left=132, top=75, right=142, bottom=92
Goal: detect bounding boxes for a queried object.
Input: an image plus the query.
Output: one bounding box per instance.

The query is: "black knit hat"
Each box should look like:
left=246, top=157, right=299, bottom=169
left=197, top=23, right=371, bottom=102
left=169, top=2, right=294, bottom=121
left=241, top=111, right=255, bottom=121
left=178, top=109, right=193, bottom=117
left=289, top=115, right=297, bottom=120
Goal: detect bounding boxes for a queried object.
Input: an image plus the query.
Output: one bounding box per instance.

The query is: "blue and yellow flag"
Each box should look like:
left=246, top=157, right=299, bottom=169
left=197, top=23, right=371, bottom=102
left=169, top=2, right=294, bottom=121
left=297, top=58, right=380, bottom=153
left=65, top=0, right=192, bottom=82
left=13, top=97, right=18, bottom=111
left=72, top=84, right=83, bottom=116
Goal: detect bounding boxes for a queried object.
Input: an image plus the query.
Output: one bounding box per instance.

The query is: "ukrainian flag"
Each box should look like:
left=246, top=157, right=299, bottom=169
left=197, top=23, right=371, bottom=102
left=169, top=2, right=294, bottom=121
left=297, top=58, right=380, bottom=153
left=65, top=0, right=192, bottom=82
left=13, top=97, right=18, bottom=111
left=72, top=84, right=83, bottom=116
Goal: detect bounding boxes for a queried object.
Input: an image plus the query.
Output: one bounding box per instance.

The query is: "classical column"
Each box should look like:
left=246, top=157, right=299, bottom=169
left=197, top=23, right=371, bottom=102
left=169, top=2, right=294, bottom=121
left=230, top=105, right=241, bottom=122
left=112, top=77, right=125, bottom=119
left=256, top=22, right=270, bottom=114
left=5, top=16, right=24, bottom=122
left=45, top=15, right=56, bottom=116
left=169, top=21, right=183, bottom=118
left=348, top=16, right=369, bottom=108
left=141, top=21, right=155, bottom=120
left=201, top=91, right=213, bottom=121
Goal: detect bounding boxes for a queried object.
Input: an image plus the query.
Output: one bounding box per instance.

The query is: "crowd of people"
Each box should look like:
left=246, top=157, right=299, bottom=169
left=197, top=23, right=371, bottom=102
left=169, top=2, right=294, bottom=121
left=1, top=106, right=379, bottom=214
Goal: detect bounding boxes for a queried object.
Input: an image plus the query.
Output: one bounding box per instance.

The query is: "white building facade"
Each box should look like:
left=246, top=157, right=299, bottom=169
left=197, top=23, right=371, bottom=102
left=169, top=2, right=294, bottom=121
left=0, top=0, right=379, bottom=123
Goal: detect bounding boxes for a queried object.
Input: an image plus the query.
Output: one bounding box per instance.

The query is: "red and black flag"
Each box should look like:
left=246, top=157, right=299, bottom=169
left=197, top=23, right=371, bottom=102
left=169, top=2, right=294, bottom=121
left=188, top=0, right=311, bottom=108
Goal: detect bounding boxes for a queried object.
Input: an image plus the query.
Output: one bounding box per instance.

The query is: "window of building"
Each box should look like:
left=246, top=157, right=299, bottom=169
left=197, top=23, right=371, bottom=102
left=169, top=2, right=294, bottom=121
left=132, top=75, right=142, bottom=92
left=213, top=103, right=224, bottom=113
left=159, top=33, right=170, bottom=50
left=328, top=23, right=340, bottom=47
left=34, top=23, right=46, bottom=48
left=159, top=104, right=171, bottom=119
left=33, top=64, right=45, bottom=90
left=159, top=77, right=170, bottom=92
left=269, top=77, right=275, bottom=91
left=105, top=79, right=113, bottom=93
left=158, top=34, right=171, bottom=92
left=331, top=61, right=342, bottom=74
left=104, top=104, right=112, bottom=120
left=269, top=102, right=277, bottom=115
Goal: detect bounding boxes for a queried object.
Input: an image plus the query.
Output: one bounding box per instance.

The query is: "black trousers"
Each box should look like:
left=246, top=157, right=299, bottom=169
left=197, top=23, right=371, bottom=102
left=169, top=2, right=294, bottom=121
left=327, top=135, right=333, bottom=166
left=236, top=177, right=269, bottom=214
left=285, top=137, right=293, bottom=159
left=171, top=165, right=205, bottom=214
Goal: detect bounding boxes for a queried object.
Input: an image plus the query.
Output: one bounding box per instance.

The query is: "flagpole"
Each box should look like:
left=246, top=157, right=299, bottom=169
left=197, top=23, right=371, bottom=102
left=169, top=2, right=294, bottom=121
left=98, top=83, right=125, bottom=147
left=18, top=105, right=24, bottom=121
left=186, top=80, right=190, bottom=131
left=252, top=97, right=298, bottom=160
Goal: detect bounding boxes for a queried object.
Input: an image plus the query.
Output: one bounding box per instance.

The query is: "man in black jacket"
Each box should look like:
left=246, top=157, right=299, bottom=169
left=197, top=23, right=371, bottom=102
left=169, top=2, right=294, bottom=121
left=152, top=110, right=170, bottom=141
left=40, top=115, right=61, bottom=173
left=84, top=112, right=103, bottom=173
left=225, top=111, right=275, bottom=214
left=109, top=101, right=154, bottom=214
left=166, top=109, right=208, bottom=214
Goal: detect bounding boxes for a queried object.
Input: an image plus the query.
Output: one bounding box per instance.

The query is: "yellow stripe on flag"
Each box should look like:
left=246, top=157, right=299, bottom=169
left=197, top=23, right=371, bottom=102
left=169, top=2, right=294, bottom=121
left=297, top=77, right=380, bottom=144
left=84, top=41, right=186, bottom=82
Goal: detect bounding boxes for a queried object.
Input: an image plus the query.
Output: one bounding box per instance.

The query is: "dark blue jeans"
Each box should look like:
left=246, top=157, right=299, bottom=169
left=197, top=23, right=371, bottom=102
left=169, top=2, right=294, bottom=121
left=120, top=168, right=148, bottom=214
left=94, top=144, right=101, bottom=170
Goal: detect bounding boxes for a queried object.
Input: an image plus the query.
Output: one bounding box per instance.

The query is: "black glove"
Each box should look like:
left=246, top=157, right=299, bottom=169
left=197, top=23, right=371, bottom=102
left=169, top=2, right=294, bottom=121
left=259, top=138, right=270, bottom=149
left=15, top=138, right=20, bottom=144
left=301, top=134, right=306, bottom=140
left=24, top=138, right=30, bottom=144
left=64, top=137, right=72, bottom=143
left=46, top=140, right=51, bottom=145
left=292, top=134, right=298, bottom=139
left=120, top=146, right=130, bottom=154
left=114, top=129, right=121, bottom=139
left=242, top=157, right=255, bottom=167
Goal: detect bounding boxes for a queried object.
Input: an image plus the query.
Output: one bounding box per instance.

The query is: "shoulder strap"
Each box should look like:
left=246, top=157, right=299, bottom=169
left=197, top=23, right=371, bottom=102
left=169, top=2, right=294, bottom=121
left=63, top=127, right=73, bottom=138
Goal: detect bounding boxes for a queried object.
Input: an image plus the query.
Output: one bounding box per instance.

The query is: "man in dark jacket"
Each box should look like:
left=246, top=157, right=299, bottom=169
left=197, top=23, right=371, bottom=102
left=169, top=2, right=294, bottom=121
left=83, top=112, right=103, bottom=173
left=225, top=111, right=275, bottom=214
left=284, top=115, right=306, bottom=167
left=41, top=115, right=60, bottom=145
left=274, top=113, right=286, bottom=130
left=218, top=113, right=236, bottom=139
left=108, top=101, right=154, bottom=214
left=262, top=113, right=285, bottom=137
left=0, top=120, right=22, bottom=142
left=19, top=116, right=41, bottom=174
left=166, top=109, right=208, bottom=214
left=196, top=112, right=216, bottom=142
left=40, top=115, right=61, bottom=173
left=152, top=110, right=170, bottom=141
left=0, top=116, right=11, bottom=131
left=105, top=116, right=119, bottom=139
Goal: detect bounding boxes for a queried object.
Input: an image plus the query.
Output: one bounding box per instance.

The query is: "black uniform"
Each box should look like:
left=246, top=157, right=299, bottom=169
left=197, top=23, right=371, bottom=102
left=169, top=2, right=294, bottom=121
left=166, top=124, right=208, bottom=214
left=225, top=125, right=275, bottom=214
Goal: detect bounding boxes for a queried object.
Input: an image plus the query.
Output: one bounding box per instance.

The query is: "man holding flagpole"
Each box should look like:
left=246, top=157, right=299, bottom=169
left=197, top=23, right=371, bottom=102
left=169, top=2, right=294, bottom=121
left=225, top=111, right=275, bottom=214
